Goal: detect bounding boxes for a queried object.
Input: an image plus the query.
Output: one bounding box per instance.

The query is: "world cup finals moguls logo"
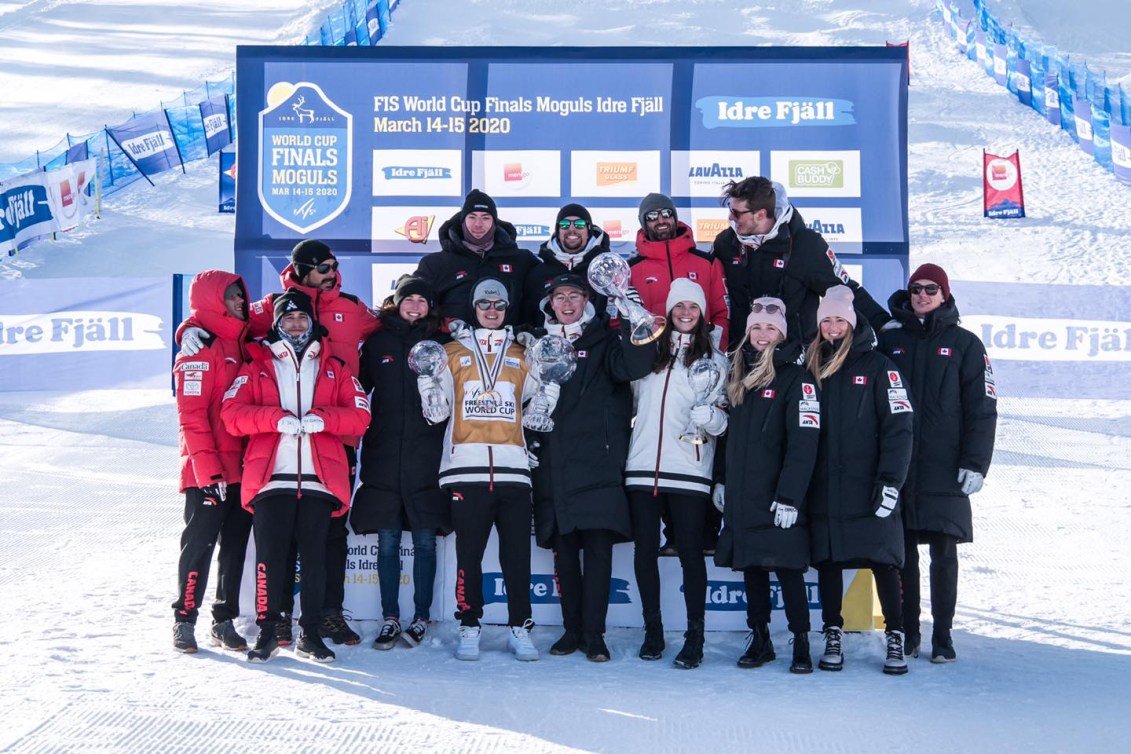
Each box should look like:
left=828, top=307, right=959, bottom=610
left=258, top=81, right=353, bottom=234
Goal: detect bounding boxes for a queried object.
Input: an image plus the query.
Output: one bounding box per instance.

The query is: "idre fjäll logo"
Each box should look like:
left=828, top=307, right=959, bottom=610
left=258, top=81, right=353, bottom=234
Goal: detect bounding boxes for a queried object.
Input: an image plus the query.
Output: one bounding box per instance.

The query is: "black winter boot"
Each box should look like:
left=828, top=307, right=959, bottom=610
left=550, top=630, right=583, bottom=656
left=673, top=620, right=705, bottom=669
left=789, top=632, right=813, bottom=674
left=737, top=623, right=775, bottom=668
left=639, top=614, right=665, bottom=661
left=247, top=623, right=279, bottom=663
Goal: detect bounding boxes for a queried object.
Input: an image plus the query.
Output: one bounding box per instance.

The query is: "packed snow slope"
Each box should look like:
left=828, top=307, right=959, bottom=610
left=1, top=1, right=1130, bottom=752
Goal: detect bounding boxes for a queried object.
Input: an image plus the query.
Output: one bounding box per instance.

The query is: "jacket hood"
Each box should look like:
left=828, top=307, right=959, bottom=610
left=633, top=222, right=697, bottom=261
left=887, top=289, right=961, bottom=332
left=188, top=270, right=248, bottom=342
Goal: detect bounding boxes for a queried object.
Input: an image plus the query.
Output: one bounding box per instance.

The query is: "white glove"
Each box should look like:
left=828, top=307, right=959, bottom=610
left=770, top=501, right=798, bottom=529
left=526, top=448, right=540, bottom=470
left=180, top=326, right=209, bottom=356
left=301, top=414, right=325, bottom=434
left=689, top=404, right=714, bottom=428
left=200, top=480, right=227, bottom=504
left=957, top=468, right=984, bottom=495
left=879, top=319, right=902, bottom=332
left=874, top=485, right=899, bottom=518
left=515, top=331, right=538, bottom=349
left=542, top=382, right=561, bottom=408
left=625, top=286, right=644, bottom=306
left=277, top=415, right=303, bottom=435
left=422, top=400, right=451, bottom=424
left=711, top=484, right=725, bottom=513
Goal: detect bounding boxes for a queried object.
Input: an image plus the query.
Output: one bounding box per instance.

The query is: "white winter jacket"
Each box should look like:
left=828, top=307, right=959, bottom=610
left=625, top=329, right=729, bottom=497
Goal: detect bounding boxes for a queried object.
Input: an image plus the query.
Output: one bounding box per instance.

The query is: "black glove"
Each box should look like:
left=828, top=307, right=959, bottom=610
left=200, top=480, right=227, bottom=505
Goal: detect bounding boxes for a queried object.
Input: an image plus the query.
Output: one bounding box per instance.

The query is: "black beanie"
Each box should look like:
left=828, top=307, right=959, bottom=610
left=273, top=289, right=317, bottom=330
left=461, top=189, right=498, bottom=222
left=393, top=275, right=436, bottom=308
left=290, top=239, right=334, bottom=272
left=555, top=203, right=592, bottom=228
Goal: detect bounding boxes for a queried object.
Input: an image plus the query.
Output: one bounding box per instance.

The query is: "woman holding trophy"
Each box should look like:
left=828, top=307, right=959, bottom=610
left=525, top=273, right=655, bottom=662
left=411, top=278, right=556, bottom=663
left=624, top=277, right=729, bottom=669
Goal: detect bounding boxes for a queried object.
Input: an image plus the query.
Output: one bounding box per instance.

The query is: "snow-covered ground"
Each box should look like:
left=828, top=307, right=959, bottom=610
left=2, top=1, right=1130, bottom=752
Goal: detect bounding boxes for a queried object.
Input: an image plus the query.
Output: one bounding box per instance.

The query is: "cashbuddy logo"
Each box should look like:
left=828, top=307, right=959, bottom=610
left=789, top=160, right=844, bottom=189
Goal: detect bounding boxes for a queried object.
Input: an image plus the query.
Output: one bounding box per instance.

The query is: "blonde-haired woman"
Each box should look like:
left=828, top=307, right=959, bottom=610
left=716, top=297, right=821, bottom=673
left=805, top=285, right=913, bottom=676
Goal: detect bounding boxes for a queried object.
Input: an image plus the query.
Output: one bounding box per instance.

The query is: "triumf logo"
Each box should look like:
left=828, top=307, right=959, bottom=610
left=395, top=215, right=435, bottom=243
left=789, top=160, right=844, bottom=189
left=595, top=162, right=638, bottom=187
left=694, top=218, right=729, bottom=243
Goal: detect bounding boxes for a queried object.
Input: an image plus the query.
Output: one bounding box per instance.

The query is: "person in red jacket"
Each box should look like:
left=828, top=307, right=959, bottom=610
left=628, top=193, right=730, bottom=346
left=221, top=290, right=372, bottom=664
left=171, top=270, right=254, bottom=655
left=181, top=239, right=379, bottom=646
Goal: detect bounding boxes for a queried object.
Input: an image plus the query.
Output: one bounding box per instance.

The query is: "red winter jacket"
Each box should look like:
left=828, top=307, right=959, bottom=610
left=246, top=263, right=380, bottom=378
left=220, top=338, right=372, bottom=515
left=175, top=270, right=250, bottom=492
left=628, top=223, right=730, bottom=346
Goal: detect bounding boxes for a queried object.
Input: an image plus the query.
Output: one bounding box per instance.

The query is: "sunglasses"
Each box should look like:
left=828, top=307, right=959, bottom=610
left=643, top=208, right=675, bottom=222
left=313, top=261, right=338, bottom=274
left=727, top=202, right=755, bottom=218
left=558, top=219, right=588, bottom=229
left=750, top=302, right=783, bottom=314
left=909, top=283, right=941, bottom=295
left=475, top=300, right=508, bottom=311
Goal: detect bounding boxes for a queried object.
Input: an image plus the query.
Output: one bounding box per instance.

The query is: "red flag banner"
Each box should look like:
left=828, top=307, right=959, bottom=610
left=983, top=151, right=1026, bottom=219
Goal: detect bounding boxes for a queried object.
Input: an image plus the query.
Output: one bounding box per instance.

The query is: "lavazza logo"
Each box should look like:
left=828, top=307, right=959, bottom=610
left=789, top=160, right=844, bottom=189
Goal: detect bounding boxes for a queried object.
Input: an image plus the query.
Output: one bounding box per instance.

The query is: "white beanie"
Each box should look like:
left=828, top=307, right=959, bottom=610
left=816, top=285, right=857, bottom=328
left=666, top=278, right=707, bottom=316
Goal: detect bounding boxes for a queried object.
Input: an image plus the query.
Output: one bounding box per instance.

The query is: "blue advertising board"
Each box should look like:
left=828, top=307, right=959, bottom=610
left=234, top=46, right=909, bottom=303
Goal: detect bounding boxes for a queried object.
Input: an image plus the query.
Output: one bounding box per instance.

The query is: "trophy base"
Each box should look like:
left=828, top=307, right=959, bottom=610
left=678, top=432, right=709, bottom=446
left=630, top=317, right=667, bottom=346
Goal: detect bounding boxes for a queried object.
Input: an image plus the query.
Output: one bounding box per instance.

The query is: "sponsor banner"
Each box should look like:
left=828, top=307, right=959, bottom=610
left=371, top=204, right=459, bottom=251
left=503, top=206, right=566, bottom=244
left=372, top=149, right=462, bottom=196
left=0, top=277, right=171, bottom=392
left=1112, top=125, right=1131, bottom=187
left=0, top=171, right=56, bottom=253
left=471, top=150, right=562, bottom=196
left=770, top=150, right=861, bottom=198
left=258, top=81, right=353, bottom=234
left=435, top=528, right=875, bottom=630
left=199, top=96, right=232, bottom=156
left=669, top=150, right=761, bottom=198
left=106, top=112, right=182, bottom=178
left=590, top=207, right=642, bottom=250
left=340, top=531, right=449, bottom=623
left=1073, top=96, right=1094, bottom=156
left=797, top=207, right=863, bottom=246
left=688, top=208, right=729, bottom=245
left=983, top=151, right=1025, bottom=219
left=959, top=281, right=1131, bottom=399
left=570, top=150, right=661, bottom=197
left=993, top=43, right=1007, bottom=86
left=236, top=48, right=907, bottom=298
left=1045, top=71, right=1062, bottom=126
left=219, top=149, right=236, bottom=214
left=1013, top=59, right=1032, bottom=107
left=46, top=158, right=97, bottom=233
left=370, top=261, right=421, bottom=308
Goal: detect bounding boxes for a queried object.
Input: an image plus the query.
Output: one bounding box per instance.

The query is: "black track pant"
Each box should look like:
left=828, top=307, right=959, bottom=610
left=252, top=494, right=334, bottom=632
left=450, top=485, right=532, bottom=628
left=902, top=531, right=959, bottom=637
left=817, top=563, right=903, bottom=632
left=553, top=528, right=617, bottom=636
left=628, top=491, right=707, bottom=623
left=173, top=485, right=252, bottom=624
left=743, top=567, right=811, bottom=634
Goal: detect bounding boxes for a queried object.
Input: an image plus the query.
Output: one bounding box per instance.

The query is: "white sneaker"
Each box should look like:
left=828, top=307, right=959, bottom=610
left=455, top=625, right=480, bottom=661
left=507, top=619, right=540, bottom=661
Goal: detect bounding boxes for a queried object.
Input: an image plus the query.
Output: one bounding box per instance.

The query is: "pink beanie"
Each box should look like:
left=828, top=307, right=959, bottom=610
left=746, top=297, right=788, bottom=340
left=816, top=285, right=857, bottom=328
left=666, top=278, right=707, bottom=315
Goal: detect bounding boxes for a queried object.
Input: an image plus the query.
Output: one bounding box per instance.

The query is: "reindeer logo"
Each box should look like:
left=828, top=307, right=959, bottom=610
left=291, top=95, right=315, bottom=124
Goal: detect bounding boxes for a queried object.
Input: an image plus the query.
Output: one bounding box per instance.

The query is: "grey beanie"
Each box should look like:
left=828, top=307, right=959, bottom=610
left=638, top=192, right=678, bottom=227
left=471, top=277, right=509, bottom=306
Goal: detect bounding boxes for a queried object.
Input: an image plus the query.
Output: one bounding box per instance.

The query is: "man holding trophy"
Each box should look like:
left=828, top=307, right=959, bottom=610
left=409, top=278, right=558, bottom=663
left=524, top=273, right=655, bottom=662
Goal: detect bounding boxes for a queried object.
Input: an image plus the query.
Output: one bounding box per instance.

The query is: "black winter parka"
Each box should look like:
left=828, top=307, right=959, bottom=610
left=521, top=228, right=613, bottom=327
left=879, top=292, right=998, bottom=543
left=806, top=319, right=913, bottom=568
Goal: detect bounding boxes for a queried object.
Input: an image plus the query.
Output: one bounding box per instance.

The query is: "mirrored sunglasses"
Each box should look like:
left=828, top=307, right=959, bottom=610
left=557, top=219, right=588, bottom=229
left=475, top=299, right=508, bottom=311
left=643, top=208, right=675, bottom=221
